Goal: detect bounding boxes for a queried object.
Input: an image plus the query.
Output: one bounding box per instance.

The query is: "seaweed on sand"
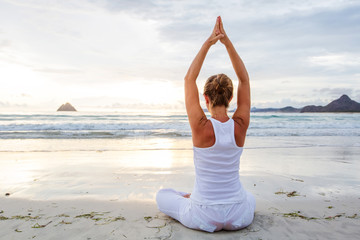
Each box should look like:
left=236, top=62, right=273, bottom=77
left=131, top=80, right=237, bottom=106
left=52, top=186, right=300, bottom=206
left=31, top=221, right=52, bottom=228
left=144, top=216, right=153, bottom=222
left=325, top=214, right=343, bottom=220
left=346, top=214, right=358, bottom=219
left=75, top=212, right=106, bottom=219
left=275, top=190, right=301, bottom=197
left=75, top=212, right=125, bottom=225
left=12, top=215, right=40, bottom=220
left=283, top=211, right=318, bottom=220
left=0, top=215, right=9, bottom=220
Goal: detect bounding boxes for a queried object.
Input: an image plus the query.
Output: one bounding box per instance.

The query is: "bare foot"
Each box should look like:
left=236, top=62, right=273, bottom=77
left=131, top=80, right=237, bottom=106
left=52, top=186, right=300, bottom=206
left=183, top=193, right=191, bottom=198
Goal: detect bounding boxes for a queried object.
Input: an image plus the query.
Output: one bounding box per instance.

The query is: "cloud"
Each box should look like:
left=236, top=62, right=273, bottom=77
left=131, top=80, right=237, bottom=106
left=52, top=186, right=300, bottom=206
left=252, top=97, right=329, bottom=108
left=21, top=93, right=31, bottom=97
left=1, top=0, right=360, bottom=110
left=109, top=101, right=184, bottom=110
left=308, top=53, right=360, bottom=71
left=0, top=101, right=28, bottom=109
left=314, top=88, right=354, bottom=98
left=0, top=39, right=11, bottom=50
left=33, top=67, right=82, bottom=74
left=3, top=0, right=98, bottom=14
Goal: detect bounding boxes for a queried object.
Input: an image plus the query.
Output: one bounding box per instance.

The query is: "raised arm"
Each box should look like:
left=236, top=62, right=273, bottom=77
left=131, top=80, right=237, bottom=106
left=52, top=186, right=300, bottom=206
left=219, top=17, right=250, bottom=129
left=184, top=17, right=224, bottom=133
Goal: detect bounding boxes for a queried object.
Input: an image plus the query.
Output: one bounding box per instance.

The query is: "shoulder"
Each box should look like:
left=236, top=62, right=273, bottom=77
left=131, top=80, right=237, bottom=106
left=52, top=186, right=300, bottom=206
left=192, top=119, right=215, bottom=148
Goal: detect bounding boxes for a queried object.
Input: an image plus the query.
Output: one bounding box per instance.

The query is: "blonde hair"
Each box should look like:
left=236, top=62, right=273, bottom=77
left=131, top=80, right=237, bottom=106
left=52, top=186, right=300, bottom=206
left=204, top=73, right=233, bottom=108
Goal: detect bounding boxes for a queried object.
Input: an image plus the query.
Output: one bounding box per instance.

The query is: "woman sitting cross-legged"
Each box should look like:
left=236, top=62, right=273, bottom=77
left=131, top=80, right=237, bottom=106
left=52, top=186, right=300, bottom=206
left=156, top=16, right=255, bottom=232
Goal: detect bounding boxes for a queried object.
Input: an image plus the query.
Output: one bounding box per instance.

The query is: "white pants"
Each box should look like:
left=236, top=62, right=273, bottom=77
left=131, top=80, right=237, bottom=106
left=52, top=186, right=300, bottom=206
left=156, top=188, right=255, bottom=232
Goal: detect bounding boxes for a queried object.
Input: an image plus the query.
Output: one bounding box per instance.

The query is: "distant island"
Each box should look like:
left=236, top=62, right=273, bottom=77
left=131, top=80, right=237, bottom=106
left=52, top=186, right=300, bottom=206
left=251, top=95, right=360, bottom=113
left=301, top=95, right=360, bottom=112
left=251, top=106, right=301, bottom=113
left=57, top=102, right=77, bottom=111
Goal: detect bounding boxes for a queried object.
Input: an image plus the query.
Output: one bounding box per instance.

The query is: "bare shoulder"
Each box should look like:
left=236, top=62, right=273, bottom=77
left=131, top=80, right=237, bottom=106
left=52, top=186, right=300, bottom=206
left=192, top=119, right=215, bottom=148
left=232, top=116, right=248, bottom=147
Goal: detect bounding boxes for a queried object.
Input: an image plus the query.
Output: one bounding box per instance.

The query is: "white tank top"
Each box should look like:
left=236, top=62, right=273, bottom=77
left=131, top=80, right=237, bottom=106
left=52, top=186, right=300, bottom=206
left=190, top=117, right=247, bottom=205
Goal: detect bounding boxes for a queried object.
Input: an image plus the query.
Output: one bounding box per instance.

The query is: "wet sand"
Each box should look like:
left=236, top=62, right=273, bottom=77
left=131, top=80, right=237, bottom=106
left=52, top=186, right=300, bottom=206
left=0, top=136, right=359, bottom=239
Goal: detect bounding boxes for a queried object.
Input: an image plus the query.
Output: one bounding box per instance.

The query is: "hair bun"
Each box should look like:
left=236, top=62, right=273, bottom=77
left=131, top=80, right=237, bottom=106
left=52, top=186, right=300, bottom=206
left=215, top=79, right=224, bottom=94
left=204, top=73, right=233, bottom=108
left=217, top=87, right=224, bottom=94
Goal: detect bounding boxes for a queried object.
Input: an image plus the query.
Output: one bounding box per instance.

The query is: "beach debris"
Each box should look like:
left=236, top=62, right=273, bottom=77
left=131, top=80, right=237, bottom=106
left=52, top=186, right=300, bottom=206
left=75, top=211, right=106, bottom=219
left=291, top=178, right=304, bottom=182
left=286, top=191, right=300, bottom=197
left=327, top=206, right=333, bottom=209
left=5, top=193, right=10, bottom=196
left=144, top=216, right=153, bottom=222
left=346, top=213, right=358, bottom=219
left=112, top=216, right=126, bottom=221
left=283, top=211, right=318, bottom=220
left=56, top=214, right=70, bottom=217
left=325, top=214, right=343, bottom=220
left=75, top=212, right=125, bottom=225
left=58, top=220, right=72, bottom=225
left=283, top=212, right=358, bottom=221
left=94, top=216, right=126, bottom=225
left=275, top=190, right=301, bottom=197
left=32, top=221, right=52, bottom=228
left=275, top=190, right=285, bottom=195
left=0, top=215, right=9, bottom=220
left=0, top=210, right=3, bottom=214
left=12, top=215, right=40, bottom=220
left=14, top=228, right=22, bottom=232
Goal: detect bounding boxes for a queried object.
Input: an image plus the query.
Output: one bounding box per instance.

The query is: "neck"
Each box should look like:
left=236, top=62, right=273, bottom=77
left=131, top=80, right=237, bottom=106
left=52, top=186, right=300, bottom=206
left=210, top=105, right=229, bottom=121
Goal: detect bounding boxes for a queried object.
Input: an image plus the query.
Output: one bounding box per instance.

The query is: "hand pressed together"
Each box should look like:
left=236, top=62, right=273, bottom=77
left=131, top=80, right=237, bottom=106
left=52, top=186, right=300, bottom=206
left=206, top=16, right=230, bottom=46
left=206, top=16, right=224, bottom=45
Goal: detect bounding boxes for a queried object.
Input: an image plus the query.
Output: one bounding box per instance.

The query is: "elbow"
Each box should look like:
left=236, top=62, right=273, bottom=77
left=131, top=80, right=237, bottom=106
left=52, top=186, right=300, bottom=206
left=184, top=73, right=192, bottom=83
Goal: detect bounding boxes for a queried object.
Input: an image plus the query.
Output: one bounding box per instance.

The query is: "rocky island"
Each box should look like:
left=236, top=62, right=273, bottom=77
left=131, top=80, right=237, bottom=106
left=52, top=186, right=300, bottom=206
left=57, top=102, right=77, bottom=111
left=301, top=95, right=360, bottom=112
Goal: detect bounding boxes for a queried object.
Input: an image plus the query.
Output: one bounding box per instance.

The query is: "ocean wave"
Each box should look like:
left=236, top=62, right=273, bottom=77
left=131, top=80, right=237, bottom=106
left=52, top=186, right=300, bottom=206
left=0, top=130, right=191, bottom=139
left=0, top=112, right=359, bottom=139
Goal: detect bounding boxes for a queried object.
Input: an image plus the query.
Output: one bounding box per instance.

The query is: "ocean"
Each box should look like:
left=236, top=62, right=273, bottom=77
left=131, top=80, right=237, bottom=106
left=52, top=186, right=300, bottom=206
left=0, top=112, right=359, bottom=139
left=1, top=112, right=359, bottom=200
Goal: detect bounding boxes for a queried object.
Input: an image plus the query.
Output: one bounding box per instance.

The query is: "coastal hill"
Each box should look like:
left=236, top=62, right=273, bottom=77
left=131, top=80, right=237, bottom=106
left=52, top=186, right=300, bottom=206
left=251, top=106, right=301, bottom=113
left=57, top=102, right=77, bottom=111
left=251, top=95, right=360, bottom=113
left=301, top=95, right=360, bottom=112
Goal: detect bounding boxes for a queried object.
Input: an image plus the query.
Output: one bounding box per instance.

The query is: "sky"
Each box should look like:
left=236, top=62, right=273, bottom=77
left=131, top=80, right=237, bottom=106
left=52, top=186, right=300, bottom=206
left=0, top=0, right=359, bottom=112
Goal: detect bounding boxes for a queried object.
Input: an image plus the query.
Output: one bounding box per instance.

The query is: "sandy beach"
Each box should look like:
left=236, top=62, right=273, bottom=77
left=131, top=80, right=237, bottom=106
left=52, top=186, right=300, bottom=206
left=1, top=0, right=360, bottom=238
left=1, top=136, right=360, bottom=239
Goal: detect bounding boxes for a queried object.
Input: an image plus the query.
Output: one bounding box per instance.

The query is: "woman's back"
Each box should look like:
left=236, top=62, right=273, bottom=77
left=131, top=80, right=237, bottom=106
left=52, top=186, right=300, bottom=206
left=191, top=118, right=246, bottom=205
left=156, top=17, right=255, bottom=232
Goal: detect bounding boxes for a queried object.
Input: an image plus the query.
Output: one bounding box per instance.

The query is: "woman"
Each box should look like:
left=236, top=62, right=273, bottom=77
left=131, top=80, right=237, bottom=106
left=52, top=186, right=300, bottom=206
left=156, top=16, right=255, bottom=232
